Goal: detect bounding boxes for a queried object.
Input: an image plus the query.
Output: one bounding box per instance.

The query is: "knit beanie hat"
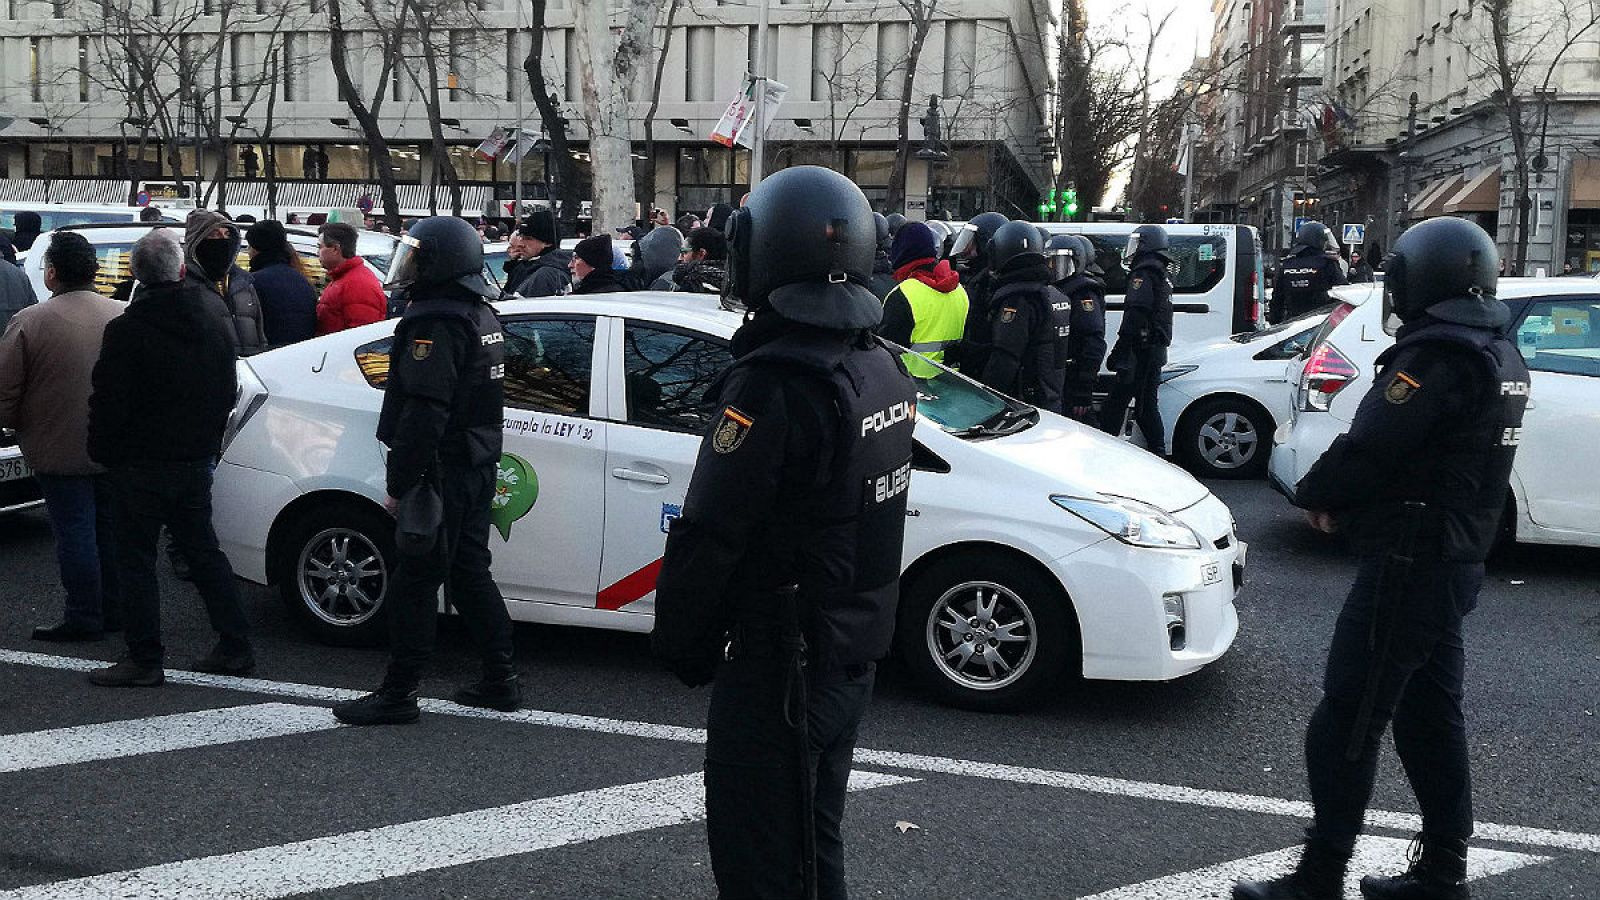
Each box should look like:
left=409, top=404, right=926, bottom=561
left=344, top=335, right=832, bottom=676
left=245, top=219, right=289, bottom=253
left=890, top=221, right=939, bottom=271
left=574, top=234, right=613, bottom=270
left=519, top=210, right=558, bottom=245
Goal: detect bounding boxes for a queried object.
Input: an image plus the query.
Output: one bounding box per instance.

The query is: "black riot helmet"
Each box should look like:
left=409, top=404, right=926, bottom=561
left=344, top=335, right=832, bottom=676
left=886, top=213, right=908, bottom=237
left=724, top=165, right=881, bottom=330
left=1122, top=223, right=1170, bottom=262
left=1044, top=233, right=1080, bottom=282
left=1293, top=221, right=1338, bottom=253
left=1071, top=234, right=1106, bottom=277
left=949, top=211, right=1010, bottom=262
left=988, top=221, right=1049, bottom=274
left=388, top=216, right=497, bottom=299
left=873, top=213, right=891, bottom=253
left=1382, top=217, right=1506, bottom=329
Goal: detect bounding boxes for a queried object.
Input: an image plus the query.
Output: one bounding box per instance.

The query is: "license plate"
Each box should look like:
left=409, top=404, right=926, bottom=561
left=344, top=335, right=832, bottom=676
left=1200, top=561, right=1223, bottom=586
left=0, top=456, right=32, bottom=483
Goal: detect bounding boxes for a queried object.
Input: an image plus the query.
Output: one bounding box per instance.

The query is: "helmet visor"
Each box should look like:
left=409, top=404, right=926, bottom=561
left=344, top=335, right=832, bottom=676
left=948, top=223, right=981, bottom=260
left=385, top=234, right=422, bottom=290
left=1049, top=247, right=1076, bottom=282
left=1123, top=232, right=1141, bottom=261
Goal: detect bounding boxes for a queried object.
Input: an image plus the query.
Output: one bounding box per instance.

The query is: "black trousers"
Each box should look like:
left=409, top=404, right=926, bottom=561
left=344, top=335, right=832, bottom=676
left=110, top=462, right=249, bottom=666
left=1099, top=346, right=1167, bottom=453
left=382, top=462, right=515, bottom=692
left=706, top=656, right=875, bottom=900
left=1305, top=556, right=1482, bottom=848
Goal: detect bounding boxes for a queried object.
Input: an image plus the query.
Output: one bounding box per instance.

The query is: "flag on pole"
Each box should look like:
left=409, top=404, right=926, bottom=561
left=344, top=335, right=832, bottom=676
left=502, top=129, right=539, bottom=164
left=710, top=74, right=789, bottom=149
left=474, top=128, right=510, bottom=161
left=1174, top=124, right=1192, bottom=176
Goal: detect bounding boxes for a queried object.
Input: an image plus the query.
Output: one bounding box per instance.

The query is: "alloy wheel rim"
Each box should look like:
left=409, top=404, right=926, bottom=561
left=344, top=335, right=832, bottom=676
left=1197, top=411, right=1258, bottom=469
left=297, top=528, right=387, bottom=626
left=925, top=581, right=1037, bottom=691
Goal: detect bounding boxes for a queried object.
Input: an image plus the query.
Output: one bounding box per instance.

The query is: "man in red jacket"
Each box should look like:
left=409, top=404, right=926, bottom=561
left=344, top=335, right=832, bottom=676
left=316, top=223, right=386, bottom=335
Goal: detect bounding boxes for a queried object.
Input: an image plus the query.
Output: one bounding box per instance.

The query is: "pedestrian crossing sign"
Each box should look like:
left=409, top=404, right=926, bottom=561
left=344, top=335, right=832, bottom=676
left=1343, top=224, right=1366, bottom=245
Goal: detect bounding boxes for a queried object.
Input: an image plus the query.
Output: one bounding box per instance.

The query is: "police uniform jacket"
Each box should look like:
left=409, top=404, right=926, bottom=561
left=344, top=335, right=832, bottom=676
left=375, top=285, right=506, bottom=499
left=978, top=265, right=1072, bottom=413
left=1296, top=314, right=1529, bottom=562
left=1055, top=271, right=1108, bottom=407
left=1106, top=256, right=1172, bottom=373
left=1271, top=246, right=1346, bottom=323
left=652, top=312, right=917, bottom=684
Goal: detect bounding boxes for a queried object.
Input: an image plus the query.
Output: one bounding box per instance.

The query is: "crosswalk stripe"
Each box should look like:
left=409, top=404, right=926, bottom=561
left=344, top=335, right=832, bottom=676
left=1071, top=835, right=1550, bottom=899
left=0, top=769, right=915, bottom=900
left=5, top=649, right=1599, bottom=856
left=0, top=704, right=339, bottom=773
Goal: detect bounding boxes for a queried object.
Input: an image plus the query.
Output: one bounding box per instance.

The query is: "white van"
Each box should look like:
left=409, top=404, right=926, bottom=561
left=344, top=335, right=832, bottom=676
left=0, top=203, right=179, bottom=240
left=1038, top=223, right=1267, bottom=351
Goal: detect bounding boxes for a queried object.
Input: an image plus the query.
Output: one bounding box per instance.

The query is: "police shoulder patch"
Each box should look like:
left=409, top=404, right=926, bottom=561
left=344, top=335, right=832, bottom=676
left=1384, top=371, right=1420, bottom=404
left=711, top=406, right=754, bottom=454
left=1130, top=276, right=1144, bottom=290
left=411, top=339, right=433, bottom=361
left=1079, top=297, right=1095, bottom=312
left=999, top=307, right=1018, bottom=324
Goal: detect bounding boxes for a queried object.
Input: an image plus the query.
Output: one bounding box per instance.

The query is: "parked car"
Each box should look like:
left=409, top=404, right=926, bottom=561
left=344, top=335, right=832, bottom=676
left=212, top=292, right=1246, bottom=710
left=1156, top=307, right=1330, bottom=479
left=0, top=428, right=43, bottom=516
left=0, top=203, right=181, bottom=240
left=1271, top=280, right=1600, bottom=548
left=1037, top=222, right=1267, bottom=352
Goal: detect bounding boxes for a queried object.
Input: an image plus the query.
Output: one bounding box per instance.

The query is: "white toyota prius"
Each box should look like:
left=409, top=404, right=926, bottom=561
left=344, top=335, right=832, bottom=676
left=213, top=293, right=1245, bottom=710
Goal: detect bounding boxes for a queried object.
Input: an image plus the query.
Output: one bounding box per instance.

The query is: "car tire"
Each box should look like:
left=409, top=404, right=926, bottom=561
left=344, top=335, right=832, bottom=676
left=1176, top=396, right=1271, bottom=479
left=896, top=552, right=1078, bottom=712
left=276, top=504, right=395, bottom=646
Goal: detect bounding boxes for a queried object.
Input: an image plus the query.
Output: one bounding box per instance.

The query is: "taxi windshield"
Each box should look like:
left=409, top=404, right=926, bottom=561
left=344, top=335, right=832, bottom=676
left=890, top=344, right=1037, bottom=438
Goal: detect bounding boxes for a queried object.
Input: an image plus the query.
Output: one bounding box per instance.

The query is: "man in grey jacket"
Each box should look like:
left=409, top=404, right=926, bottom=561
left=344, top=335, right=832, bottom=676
left=0, top=249, right=37, bottom=334
left=183, top=210, right=268, bottom=356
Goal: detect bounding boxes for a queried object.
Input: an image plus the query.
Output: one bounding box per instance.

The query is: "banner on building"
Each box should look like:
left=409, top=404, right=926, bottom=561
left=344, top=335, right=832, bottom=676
left=502, top=129, right=540, bottom=164
left=710, top=74, right=790, bottom=149
left=475, top=128, right=511, bottom=161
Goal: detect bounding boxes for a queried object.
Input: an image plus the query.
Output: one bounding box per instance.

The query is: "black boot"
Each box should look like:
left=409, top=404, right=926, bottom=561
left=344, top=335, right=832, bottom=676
left=453, top=672, right=521, bottom=712
left=1234, top=838, right=1350, bottom=900
left=332, top=689, right=421, bottom=725
left=1361, top=834, right=1470, bottom=900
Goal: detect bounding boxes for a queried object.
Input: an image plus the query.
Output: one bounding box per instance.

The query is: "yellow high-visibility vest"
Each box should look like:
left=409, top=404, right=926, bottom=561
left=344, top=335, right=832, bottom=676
left=896, top=278, right=970, bottom=378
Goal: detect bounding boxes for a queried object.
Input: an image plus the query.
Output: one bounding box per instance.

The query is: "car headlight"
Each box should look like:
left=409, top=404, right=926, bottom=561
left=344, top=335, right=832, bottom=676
left=1159, top=364, right=1199, bottom=383
left=1050, top=494, right=1203, bottom=549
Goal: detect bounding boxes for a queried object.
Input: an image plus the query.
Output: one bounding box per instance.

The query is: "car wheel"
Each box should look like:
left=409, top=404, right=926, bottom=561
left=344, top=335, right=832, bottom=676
left=1177, top=396, right=1271, bottom=479
left=277, top=506, right=394, bottom=646
left=896, top=553, right=1076, bottom=711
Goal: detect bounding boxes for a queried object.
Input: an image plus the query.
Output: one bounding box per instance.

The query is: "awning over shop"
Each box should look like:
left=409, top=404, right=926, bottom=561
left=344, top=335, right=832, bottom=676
left=1569, top=159, right=1600, bottom=208
left=1408, top=173, right=1463, bottom=219
left=1443, top=166, right=1500, bottom=213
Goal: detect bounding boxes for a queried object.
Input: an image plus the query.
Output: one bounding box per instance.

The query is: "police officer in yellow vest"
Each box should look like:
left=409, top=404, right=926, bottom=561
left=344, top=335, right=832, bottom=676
left=878, top=221, right=970, bottom=377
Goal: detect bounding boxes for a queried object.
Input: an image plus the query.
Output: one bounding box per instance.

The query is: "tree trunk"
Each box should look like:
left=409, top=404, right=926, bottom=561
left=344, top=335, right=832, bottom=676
left=406, top=1, right=464, bottom=216
left=263, top=51, right=281, bottom=219
left=524, top=0, right=581, bottom=230
left=1489, top=0, right=1533, bottom=272
left=572, top=0, right=660, bottom=231
left=887, top=5, right=933, bottom=215
left=327, top=0, right=405, bottom=228
left=637, top=0, right=681, bottom=212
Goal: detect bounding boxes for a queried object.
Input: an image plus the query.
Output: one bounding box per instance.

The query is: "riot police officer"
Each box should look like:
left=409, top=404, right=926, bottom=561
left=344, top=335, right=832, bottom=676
left=1233, top=217, right=1528, bottom=900
left=978, top=222, right=1072, bottom=412
left=332, top=217, right=519, bottom=726
left=869, top=212, right=898, bottom=299
left=1271, top=221, right=1347, bottom=323
left=1046, top=234, right=1108, bottom=423
left=1099, top=224, right=1174, bottom=454
left=948, top=211, right=1011, bottom=373
left=651, top=166, right=917, bottom=900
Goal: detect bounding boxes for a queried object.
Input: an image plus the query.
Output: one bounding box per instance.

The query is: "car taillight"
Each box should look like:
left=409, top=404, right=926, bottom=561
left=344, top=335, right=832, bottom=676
left=1299, top=342, right=1358, bottom=412
left=222, top=360, right=269, bottom=455
left=1249, top=270, right=1261, bottom=326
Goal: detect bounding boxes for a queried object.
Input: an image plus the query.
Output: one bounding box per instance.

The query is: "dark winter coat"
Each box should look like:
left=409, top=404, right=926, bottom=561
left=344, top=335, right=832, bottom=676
left=504, top=248, right=573, bottom=298
left=249, top=255, right=318, bottom=347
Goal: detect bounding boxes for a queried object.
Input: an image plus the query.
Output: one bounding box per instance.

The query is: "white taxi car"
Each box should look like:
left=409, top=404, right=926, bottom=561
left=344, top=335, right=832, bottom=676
left=213, top=293, right=1245, bottom=709
left=1, top=428, right=42, bottom=515
left=1271, top=279, right=1600, bottom=548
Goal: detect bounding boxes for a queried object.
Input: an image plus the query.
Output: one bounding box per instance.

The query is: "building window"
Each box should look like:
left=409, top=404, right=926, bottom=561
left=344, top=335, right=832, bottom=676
left=678, top=146, right=750, bottom=212
left=283, top=33, right=299, bottom=101
left=811, top=23, right=842, bottom=101
left=29, top=37, right=41, bottom=103
left=78, top=36, right=89, bottom=101
left=563, top=29, right=577, bottom=103
left=876, top=23, right=908, bottom=99
left=229, top=35, right=244, bottom=101
left=942, top=20, right=976, bottom=99
left=686, top=26, right=714, bottom=102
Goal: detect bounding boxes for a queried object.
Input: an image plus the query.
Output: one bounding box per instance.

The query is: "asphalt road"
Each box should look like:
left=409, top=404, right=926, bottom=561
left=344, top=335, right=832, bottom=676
left=0, top=479, right=1596, bottom=899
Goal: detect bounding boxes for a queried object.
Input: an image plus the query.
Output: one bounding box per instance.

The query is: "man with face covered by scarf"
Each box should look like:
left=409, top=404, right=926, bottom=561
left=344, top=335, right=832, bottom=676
left=183, top=210, right=268, bottom=356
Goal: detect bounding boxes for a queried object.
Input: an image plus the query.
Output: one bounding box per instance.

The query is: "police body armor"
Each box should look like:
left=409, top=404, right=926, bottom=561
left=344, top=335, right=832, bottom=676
left=988, top=280, right=1072, bottom=412
left=1351, top=321, right=1528, bottom=562
left=733, top=330, right=915, bottom=673
left=1127, top=258, right=1173, bottom=347
left=1275, top=249, right=1341, bottom=321
left=1057, top=271, right=1108, bottom=399
left=377, top=295, right=506, bottom=467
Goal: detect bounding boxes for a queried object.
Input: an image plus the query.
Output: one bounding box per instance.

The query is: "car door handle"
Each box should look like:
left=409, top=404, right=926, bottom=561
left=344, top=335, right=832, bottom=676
left=612, top=467, right=671, bottom=485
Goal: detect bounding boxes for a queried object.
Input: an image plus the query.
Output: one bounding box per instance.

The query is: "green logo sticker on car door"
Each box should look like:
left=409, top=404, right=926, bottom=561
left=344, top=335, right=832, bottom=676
left=492, top=453, right=539, bottom=541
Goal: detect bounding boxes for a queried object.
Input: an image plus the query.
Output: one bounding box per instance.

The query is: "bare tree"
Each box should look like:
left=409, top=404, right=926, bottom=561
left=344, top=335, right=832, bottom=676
left=885, top=0, right=940, bottom=212
left=636, top=0, right=683, bottom=213
left=326, top=0, right=411, bottom=228
left=1054, top=8, right=1144, bottom=211
left=524, top=0, right=582, bottom=229
left=571, top=0, right=664, bottom=230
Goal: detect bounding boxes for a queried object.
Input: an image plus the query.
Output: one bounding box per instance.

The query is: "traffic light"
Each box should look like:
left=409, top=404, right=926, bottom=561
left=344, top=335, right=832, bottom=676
left=1064, top=188, right=1079, bottom=219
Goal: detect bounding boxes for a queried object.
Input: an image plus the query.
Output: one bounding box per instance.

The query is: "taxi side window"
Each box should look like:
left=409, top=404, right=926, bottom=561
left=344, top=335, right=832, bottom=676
left=1083, top=234, right=1227, bottom=296
left=621, top=324, right=733, bottom=433
left=1515, top=299, right=1600, bottom=377
left=503, top=317, right=596, bottom=415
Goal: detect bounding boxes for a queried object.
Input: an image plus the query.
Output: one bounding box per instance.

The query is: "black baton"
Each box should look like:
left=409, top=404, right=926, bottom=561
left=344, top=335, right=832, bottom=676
left=1344, top=501, right=1427, bottom=762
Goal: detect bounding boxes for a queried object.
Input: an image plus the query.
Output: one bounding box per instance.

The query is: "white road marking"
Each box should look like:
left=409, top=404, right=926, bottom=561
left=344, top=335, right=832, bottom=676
left=5, top=649, right=1598, bottom=855
left=1071, top=835, right=1549, bottom=899
left=0, top=704, right=339, bottom=773
left=0, top=770, right=914, bottom=900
